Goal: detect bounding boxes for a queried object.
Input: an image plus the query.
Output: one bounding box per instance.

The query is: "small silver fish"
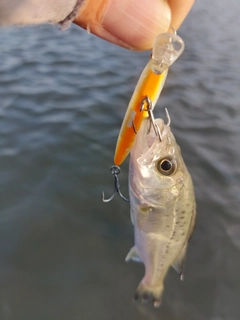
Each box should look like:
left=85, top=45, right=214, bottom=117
left=126, top=117, right=196, bottom=307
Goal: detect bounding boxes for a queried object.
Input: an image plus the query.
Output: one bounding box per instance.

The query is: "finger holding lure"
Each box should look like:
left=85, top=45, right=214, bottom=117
left=114, top=31, right=185, bottom=166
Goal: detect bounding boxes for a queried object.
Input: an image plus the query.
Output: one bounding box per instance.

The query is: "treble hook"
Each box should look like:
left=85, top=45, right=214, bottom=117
left=140, top=96, right=162, bottom=141
left=102, top=165, right=129, bottom=203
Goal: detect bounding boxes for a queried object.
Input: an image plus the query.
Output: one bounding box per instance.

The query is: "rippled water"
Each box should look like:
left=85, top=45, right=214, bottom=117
left=0, top=0, right=239, bottom=319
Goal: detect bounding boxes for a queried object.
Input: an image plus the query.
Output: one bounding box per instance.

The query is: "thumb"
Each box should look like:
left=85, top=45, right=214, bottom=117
left=74, top=0, right=171, bottom=51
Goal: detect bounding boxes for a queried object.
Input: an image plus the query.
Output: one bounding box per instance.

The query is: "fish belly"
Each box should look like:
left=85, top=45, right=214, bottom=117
left=130, top=197, right=194, bottom=306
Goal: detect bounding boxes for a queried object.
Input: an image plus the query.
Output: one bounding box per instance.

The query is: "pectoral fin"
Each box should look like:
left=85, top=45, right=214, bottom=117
left=125, top=246, right=142, bottom=263
left=172, top=243, right=187, bottom=280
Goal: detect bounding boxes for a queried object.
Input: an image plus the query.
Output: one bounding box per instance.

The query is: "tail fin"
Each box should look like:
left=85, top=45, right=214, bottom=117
left=134, top=280, right=164, bottom=308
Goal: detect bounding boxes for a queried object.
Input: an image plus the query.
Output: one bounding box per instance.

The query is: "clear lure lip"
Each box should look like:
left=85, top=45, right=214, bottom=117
left=152, top=32, right=185, bottom=74
left=114, top=32, right=184, bottom=166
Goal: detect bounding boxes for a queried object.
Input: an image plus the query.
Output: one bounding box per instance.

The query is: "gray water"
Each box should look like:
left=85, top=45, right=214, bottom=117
left=0, top=0, right=239, bottom=319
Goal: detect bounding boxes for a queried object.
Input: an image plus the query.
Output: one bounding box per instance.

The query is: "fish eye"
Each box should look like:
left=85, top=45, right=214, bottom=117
left=156, top=157, right=177, bottom=176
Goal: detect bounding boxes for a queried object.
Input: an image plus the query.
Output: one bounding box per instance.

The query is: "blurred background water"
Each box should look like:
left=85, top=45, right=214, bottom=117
left=0, top=0, right=239, bottom=319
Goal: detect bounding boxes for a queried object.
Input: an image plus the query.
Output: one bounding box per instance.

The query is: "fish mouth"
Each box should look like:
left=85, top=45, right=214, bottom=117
left=146, top=127, right=157, bottom=148
left=136, top=120, right=158, bottom=153
left=132, top=118, right=166, bottom=161
left=146, top=118, right=165, bottom=148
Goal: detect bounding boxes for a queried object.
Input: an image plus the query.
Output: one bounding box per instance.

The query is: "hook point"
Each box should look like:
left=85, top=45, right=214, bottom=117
left=102, top=165, right=129, bottom=203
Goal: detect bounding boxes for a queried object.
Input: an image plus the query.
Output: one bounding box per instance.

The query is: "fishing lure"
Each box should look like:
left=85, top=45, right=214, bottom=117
left=114, top=32, right=185, bottom=166
left=102, top=31, right=185, bottom=202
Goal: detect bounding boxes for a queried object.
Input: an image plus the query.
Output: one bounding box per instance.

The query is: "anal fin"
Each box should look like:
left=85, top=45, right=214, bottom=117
left=172, top=243, right=187, bottom=280
left=125, top=246, right=142, bottom=263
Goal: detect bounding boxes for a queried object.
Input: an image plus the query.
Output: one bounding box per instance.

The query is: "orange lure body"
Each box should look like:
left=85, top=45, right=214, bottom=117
left=114, top=60, right=168, bottom=166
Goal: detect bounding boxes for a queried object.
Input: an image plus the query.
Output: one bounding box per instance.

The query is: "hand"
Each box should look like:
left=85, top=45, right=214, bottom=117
left=74, top=0, right=195, bottom=50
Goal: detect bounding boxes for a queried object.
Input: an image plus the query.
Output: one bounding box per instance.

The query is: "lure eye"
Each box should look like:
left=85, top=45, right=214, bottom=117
left=156, top=157, right=177, bottom=176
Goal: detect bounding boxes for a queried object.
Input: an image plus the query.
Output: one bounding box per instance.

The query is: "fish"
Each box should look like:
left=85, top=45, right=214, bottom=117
left=126, top=116, right=196, bottom=307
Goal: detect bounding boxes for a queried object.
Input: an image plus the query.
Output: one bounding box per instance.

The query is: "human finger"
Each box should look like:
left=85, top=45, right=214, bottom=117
left=73, top=0, right=195, bottom=51
left=168, top=0, right=195, bottom=30
left=73, top=0, right=171, bottom=51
